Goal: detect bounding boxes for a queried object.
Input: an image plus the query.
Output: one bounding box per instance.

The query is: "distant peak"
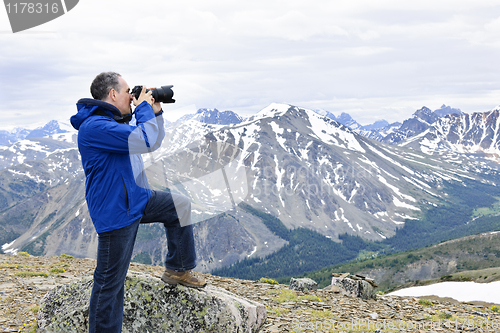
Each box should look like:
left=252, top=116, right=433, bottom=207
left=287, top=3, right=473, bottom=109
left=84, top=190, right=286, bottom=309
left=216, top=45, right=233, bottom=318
left=433, top=104, right=463, bottom=117
left=258, top=103, right=292, bottom=113
left=362, top=120, right=389, bottom=131
left=414, top=106, right=432, bottom=114
left=336, top=112, right=354, bottom=121
left=196, top=108, right=219, bottom=114
left=313, top=109, right=334, bottom=117
left=181, top=108, right=243, bottom=125
left=26, top=120, right=69, bottom=139
left=254, top=103, right=292, bottom=119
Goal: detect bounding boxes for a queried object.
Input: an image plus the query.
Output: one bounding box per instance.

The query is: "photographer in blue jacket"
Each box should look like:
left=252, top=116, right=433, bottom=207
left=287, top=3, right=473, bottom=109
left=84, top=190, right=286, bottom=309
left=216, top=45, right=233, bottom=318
left=70, top=72, right=206, bottom=333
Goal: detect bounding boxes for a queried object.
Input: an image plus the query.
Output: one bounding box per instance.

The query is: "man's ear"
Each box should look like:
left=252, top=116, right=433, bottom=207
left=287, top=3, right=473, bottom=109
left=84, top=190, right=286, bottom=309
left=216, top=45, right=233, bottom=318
left=108, top=88, right=117, bottom=102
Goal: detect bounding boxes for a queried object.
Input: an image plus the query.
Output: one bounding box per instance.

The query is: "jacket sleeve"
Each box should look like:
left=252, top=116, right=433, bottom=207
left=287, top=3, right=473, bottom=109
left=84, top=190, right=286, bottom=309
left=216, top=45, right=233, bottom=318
left=149, top=111, right=165, bottom=152
left=80, top=101, right=164, bottom=155
left=128, top=103, right=165, bottom=154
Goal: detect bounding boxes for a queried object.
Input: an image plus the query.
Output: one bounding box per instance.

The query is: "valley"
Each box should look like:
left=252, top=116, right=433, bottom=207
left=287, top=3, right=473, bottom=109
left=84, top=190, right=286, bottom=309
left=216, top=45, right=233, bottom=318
left=301, top=231, right=500, bottom=292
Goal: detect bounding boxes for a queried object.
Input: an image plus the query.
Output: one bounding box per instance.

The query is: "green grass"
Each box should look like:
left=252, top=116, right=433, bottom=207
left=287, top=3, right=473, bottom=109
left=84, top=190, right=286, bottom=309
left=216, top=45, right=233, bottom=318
left=0, top=264, right=29, bottom=269
left=15, top=271, right=48, bottom=278
left=472, top=196, right=500, bottom=218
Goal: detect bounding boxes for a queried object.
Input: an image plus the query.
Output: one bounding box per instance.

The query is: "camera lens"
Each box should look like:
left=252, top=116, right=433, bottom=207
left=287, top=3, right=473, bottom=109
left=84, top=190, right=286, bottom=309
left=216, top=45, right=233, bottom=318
left=131, top=85, right=175, bottom=104
left=152, top=85, right=175, bottom=104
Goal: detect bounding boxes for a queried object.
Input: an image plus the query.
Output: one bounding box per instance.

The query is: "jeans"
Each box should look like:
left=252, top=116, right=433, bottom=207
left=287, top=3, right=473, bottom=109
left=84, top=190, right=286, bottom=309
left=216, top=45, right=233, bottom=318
left=88, top=190, right=196, bottom=333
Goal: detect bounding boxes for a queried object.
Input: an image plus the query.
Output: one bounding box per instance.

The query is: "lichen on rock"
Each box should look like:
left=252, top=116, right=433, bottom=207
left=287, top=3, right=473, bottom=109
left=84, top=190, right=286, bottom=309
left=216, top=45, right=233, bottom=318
left=331, top=273, right=377, bottom=299
left=288, top=277, right=318, bottom=292
left=37, top=271, right=266, bottom=332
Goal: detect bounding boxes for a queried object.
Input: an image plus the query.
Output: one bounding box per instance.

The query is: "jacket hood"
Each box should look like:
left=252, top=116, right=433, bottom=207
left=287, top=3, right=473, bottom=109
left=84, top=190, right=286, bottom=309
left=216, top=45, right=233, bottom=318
left=71, top=98, right=124, bottom=130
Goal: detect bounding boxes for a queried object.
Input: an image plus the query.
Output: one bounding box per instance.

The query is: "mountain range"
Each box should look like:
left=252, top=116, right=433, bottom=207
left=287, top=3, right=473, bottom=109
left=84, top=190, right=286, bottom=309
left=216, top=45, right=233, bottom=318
left=1, top=103, right=500, bottom=279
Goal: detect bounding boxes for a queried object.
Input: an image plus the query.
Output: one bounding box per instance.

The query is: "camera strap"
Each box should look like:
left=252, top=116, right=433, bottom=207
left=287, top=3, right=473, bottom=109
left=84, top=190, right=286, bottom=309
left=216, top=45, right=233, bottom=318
left=92, top=108, right=132, bottom=124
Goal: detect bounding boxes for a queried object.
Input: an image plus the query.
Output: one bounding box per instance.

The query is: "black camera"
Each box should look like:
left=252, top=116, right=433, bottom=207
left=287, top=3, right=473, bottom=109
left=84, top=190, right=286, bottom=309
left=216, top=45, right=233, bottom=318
left=131, top=85, right=175, bottom=104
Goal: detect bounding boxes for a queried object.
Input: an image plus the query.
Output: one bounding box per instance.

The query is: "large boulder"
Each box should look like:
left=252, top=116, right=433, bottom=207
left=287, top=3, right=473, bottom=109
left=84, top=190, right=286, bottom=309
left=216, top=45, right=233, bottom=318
left=288, top=277, right=318, bottom=292
left=37, top=271, right=266, bottom=332
left=331, top=273, right=377, bottom=299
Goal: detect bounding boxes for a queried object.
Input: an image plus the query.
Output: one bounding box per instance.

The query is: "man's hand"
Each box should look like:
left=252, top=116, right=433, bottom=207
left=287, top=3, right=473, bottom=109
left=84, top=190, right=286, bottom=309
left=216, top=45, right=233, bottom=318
left=133, top=86, right=162, bottom=114
left=152, top=100, right=162, bottom=114
left=147, top=87, right=163, bottom=114
left=132, top=86, right=153, bottom=106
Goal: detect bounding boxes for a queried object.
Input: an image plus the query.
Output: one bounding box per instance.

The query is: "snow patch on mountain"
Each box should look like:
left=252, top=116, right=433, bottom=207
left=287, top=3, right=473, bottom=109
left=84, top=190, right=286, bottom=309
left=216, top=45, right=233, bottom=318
left=306, top=109, right=365, bottom=153
left=252, top=103, right=292, bottom=121
left=2, top=240, right=18, bottom=255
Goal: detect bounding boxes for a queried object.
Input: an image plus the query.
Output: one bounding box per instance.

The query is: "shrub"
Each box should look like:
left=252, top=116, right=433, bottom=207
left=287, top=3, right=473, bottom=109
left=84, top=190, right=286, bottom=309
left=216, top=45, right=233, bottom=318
left=439, top=312, right=452, bottom=319
left=268, top=289, right=298, bottom=303
left=299, top=295, right=321, bottom=302
left=259, top=277, right=278, bottom=284
left=59, top=254, right=74, bottom=259
left=418, top=299, right=433, bottom=307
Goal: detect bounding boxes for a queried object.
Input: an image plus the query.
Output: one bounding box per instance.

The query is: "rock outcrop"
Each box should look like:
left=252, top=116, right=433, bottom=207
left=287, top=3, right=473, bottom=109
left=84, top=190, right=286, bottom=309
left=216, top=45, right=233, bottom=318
left=37, top=271, right=266, bottom=333
left=331, top=273, right=377, bottom=299
left=288, top=277, right=318, bottom=292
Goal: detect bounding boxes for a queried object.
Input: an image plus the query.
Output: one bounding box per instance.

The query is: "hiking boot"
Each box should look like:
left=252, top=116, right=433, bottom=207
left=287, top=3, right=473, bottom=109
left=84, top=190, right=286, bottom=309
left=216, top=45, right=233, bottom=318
left=161, top=269, right=207, bottom=288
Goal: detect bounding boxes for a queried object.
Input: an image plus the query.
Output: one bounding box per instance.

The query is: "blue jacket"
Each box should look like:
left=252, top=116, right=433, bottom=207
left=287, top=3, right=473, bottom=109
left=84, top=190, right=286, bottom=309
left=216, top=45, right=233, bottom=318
left=70, top=98, right=165, bottom=233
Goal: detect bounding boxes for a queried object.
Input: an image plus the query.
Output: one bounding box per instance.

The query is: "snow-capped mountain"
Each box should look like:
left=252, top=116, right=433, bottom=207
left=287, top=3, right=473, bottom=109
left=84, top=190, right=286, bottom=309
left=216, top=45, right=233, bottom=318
left=2, top=102, right=500, bottom=274
left=170, top=108, right=243, bottom=127
left=148, top=103, right=499, bottom=242
left=25, top=120, right=71, bottom=139
left=359, top=122, right=402, bottom=142
left=356, top=104, right=466, bottom=145
left=0, top=138, right=76, bottom=171
left=0, top=120, right=77, bottom=171
left=433, top=104, right=465, bottom=118
left=333, top=112, right=364, bottom=131
left=378, top=106, right=439, bottom=144
left=402, top=106, right=500, bottom=160
left=362, top=120, right=390, bottom=131
left=0, top=119, right=74, bottom=146
left=313, top=109, right=363, bottom=131
left=0, top=127, right=31, bottom=146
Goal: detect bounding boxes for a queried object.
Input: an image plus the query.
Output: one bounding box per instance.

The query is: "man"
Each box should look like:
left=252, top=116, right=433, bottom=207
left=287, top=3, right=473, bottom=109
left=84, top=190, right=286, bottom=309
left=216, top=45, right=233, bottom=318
left=70, top=72, right=206, bottom=333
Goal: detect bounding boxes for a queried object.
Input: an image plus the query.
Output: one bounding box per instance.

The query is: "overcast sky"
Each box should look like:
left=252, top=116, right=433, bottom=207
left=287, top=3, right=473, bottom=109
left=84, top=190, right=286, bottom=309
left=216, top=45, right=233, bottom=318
left=1, top=0, right=499, bottom=130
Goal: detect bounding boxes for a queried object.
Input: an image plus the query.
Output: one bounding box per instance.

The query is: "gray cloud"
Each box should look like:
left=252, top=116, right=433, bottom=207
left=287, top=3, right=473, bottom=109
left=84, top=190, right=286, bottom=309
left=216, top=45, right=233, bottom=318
left=0, top=0, right=499, bottom=129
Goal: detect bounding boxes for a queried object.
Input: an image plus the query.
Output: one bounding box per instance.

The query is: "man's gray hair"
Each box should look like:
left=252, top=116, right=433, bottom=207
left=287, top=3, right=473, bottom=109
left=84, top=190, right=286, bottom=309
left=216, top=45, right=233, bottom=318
left=90, top=72, right=122, bottom=101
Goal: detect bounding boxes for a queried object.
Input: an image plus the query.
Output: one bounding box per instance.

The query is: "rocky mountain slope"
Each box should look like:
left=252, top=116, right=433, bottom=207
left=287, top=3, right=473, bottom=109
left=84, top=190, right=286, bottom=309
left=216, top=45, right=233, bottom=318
left=160, top=103, right=499, bottom=240
left=402, top=106, right=500, bottom=161
left=0, top=137, right=76, bottom=171
left=2, top=253, right=499, bottom=333
left=351, top=103, right=500, bottom=165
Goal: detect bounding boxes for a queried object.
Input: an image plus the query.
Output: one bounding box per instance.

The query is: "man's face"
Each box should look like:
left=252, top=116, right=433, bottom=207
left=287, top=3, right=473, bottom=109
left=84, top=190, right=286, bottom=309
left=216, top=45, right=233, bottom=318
left=113, top=77, right=133, bottom=115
